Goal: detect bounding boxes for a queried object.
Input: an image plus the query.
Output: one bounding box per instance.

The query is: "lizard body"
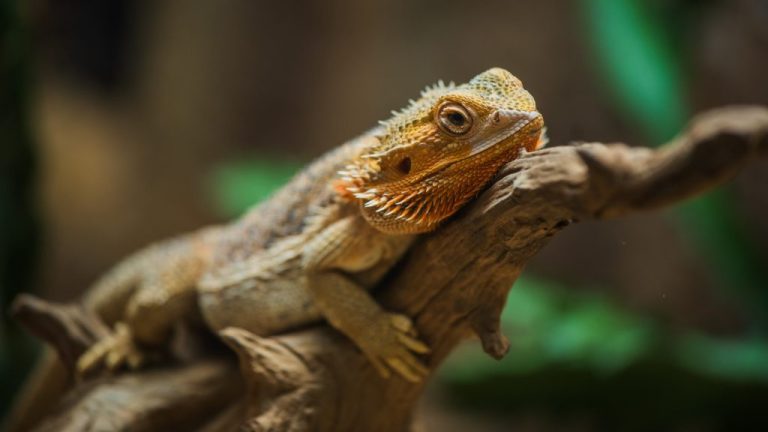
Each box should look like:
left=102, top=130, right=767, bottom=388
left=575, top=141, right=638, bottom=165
left=76, top=68, right=545, bottom=382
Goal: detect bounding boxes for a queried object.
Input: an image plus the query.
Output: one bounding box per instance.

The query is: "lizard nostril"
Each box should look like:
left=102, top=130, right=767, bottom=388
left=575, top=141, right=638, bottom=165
left=493, top=111, right=501, bottom=124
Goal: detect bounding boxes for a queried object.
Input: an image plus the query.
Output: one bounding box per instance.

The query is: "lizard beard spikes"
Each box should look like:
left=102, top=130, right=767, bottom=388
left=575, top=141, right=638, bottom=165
left=360, top=188, right=435, bottom=224
left=339, top=166, right=437, bottom=227
left=356, top=187, right=445, bottom=233
left=342, top=155, right=512, bottom=234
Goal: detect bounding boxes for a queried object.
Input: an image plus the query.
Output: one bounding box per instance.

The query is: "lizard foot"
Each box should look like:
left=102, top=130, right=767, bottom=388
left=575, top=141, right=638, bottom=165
left=76, top=322, right=149, bottom=377
left=359, top=312, right=430, bottom=383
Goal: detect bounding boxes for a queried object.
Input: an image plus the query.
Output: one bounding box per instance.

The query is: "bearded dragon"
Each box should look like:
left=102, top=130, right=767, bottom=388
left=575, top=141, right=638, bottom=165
left=65, top=68, right=546, bottom=383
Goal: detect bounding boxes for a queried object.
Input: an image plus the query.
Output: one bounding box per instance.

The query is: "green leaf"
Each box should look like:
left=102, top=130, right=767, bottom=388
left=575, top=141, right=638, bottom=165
left=208, top=158, right=301, bottom=217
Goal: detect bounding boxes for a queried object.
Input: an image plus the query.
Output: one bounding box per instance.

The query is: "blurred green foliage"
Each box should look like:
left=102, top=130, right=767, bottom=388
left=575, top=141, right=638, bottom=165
left=582, top=0, right=688, bottom=143
left=678, top=333, right=768, bottom=382
left=583, top=0, right=768, bottom=328
left=209, top=158, right=300, bottom=217
left=443, top=275, right=768, bottom=383
left=1, top=0, right=41, bottom=423
left=1, top=0, right=38, bottom=313
left=445, top=276, right=656, bottom=380
left=439, top=277, right=768, bottom=429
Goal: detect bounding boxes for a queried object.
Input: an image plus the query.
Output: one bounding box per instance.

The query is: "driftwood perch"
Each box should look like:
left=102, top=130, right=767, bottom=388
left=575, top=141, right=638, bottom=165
left=9, top=106, right=768, bottom=431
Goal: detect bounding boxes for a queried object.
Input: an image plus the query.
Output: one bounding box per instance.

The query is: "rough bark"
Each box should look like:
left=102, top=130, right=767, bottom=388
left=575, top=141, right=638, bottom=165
left=10, top=106, right=768, bottom=431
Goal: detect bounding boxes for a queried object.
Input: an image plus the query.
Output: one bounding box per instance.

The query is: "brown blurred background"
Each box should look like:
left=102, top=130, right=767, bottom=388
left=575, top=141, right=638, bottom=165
left=3, top=0, right=768, bottom=430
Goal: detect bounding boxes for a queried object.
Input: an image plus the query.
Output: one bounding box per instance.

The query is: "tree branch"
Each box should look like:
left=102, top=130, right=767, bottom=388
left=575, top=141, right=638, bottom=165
left=10, top=106, right=768, bottom=431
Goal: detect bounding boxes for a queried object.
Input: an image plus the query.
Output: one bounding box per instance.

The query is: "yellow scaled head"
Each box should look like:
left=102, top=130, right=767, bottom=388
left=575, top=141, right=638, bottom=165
left=341, top=68, right=546, bottom=234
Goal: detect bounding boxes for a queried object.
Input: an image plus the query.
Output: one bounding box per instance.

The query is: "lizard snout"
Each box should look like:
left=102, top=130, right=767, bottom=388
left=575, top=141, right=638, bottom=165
left=492, top=109, right=540, bottom=128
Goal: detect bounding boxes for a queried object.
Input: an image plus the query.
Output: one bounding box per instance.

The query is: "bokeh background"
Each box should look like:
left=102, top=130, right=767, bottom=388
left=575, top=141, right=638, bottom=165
left=2, top=0, right=768, bottom=430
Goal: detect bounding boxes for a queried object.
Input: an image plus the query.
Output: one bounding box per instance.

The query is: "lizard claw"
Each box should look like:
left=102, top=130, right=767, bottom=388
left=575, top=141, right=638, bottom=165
left=389, top=313, right=415, bottom=333
left=360, top=312, right=430, bottom=383
left=77, top=322, right=148, bottom=377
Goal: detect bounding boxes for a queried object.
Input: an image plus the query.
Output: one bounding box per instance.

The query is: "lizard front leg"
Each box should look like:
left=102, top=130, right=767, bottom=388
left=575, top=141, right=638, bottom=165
left=309, top=272, right=429, bottom=381
left=303, top=216, right=429, bottom=382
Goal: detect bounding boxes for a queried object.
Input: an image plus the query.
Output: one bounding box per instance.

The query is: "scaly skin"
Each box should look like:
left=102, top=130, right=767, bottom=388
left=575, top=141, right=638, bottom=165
left=77, top=68, right=546, bottom=382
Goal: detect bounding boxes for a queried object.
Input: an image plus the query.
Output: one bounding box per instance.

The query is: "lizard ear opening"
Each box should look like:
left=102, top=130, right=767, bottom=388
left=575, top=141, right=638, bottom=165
left=396, top=157, right=412, bottom=175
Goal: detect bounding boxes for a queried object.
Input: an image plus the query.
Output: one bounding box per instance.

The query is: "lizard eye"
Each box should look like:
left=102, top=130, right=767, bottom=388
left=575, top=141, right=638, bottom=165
left=437, top=102, right=472, bottom=136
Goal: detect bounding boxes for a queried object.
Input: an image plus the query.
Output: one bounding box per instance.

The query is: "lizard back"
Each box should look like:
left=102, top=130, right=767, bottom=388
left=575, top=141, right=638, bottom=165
left=211, top=131, right=377, bottom=266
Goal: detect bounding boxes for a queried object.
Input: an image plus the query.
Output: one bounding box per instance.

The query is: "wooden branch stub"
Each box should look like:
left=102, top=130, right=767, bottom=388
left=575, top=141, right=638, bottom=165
left=11, top=294, right=109, bottom=371
left=469, top=302, right=511, bottom=360
left=9, top=105, right=768, bottom=431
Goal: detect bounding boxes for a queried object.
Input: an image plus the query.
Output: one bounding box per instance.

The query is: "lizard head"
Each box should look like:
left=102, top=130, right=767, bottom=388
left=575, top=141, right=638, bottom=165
left=341, top=67, right=546, bottom=234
